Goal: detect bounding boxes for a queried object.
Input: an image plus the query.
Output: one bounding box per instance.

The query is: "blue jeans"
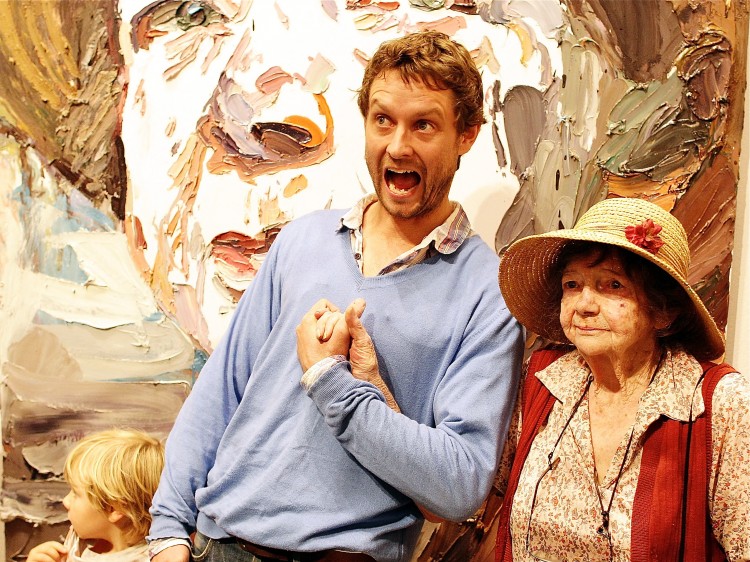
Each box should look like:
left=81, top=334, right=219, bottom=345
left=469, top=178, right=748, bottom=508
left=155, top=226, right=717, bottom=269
left=191, top=532, right=305, bottom=562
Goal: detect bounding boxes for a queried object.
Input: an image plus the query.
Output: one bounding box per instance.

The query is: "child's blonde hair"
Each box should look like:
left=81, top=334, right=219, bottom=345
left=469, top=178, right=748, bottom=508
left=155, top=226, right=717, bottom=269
left=63, top=429, right=164, bottom=542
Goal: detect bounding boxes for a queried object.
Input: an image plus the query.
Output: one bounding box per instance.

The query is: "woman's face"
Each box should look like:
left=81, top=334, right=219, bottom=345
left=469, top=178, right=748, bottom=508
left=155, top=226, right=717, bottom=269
left=559, top=251, right=661, bottom=363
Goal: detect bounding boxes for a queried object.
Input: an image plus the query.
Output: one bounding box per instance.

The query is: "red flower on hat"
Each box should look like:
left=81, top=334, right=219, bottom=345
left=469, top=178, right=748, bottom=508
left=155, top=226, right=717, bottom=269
left=625, top=219, right=664, bottom=254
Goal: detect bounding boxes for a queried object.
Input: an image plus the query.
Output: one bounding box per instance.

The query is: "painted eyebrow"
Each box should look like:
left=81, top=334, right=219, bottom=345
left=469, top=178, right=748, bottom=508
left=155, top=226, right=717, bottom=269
left=199, top=0, right=234, bottom=18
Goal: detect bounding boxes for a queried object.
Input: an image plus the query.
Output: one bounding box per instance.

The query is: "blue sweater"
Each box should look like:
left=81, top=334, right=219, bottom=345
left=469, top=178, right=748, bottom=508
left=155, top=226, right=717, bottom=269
left=149, top=209, right=523, bottom=561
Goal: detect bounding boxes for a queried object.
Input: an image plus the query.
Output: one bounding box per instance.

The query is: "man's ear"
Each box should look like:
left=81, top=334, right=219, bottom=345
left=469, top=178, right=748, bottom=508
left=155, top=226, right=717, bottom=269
left=458, top=123, right=481, bottom=156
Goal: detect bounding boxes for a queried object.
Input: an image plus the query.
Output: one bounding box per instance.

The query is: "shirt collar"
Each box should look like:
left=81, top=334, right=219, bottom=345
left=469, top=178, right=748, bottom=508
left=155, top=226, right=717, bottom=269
left=537, top=348, right=706, bottom=423
left=339, top=194, right=474, bottom=255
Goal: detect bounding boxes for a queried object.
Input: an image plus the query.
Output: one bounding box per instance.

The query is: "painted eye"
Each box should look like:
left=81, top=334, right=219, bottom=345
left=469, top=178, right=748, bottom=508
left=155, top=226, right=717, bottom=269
left=180, top=2, right=217, bottom=30
left=131, top=1, right=226, bottom=52
left=175, top=2, right=212, bottom=29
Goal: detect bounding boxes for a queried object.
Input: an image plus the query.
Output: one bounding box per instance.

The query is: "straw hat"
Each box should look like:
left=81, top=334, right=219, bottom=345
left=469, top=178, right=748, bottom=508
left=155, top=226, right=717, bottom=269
left=498, top=197, right=725, bottom=360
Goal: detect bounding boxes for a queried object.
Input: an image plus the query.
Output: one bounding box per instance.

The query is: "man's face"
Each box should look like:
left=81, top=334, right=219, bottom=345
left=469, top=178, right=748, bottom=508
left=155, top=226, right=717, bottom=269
left=364, top=71, right=479, bottom=228
left=117, top=0, right=561, bottom=349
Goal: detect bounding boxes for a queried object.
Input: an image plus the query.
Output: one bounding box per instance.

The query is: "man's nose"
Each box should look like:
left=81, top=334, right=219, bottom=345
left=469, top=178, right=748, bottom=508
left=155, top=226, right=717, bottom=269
left=386, top=126, right=414, bottom=160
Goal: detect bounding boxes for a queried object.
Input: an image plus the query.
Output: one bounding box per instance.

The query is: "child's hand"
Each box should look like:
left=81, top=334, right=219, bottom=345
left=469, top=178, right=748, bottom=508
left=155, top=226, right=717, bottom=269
left=27, top=540, right=68, bottom=562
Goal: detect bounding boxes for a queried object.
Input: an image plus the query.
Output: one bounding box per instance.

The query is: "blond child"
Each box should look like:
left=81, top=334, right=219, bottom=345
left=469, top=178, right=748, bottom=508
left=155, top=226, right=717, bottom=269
left=28, top=429, right=164, bottom=562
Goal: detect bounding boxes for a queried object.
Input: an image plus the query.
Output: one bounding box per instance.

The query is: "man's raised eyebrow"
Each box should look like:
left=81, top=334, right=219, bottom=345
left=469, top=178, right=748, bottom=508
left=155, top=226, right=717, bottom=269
left=368, top=98, right=446, bottom=121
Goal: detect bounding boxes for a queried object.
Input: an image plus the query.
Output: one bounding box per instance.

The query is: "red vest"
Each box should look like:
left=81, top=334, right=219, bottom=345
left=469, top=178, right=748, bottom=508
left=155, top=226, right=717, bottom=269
left=495, top=349, right=733, bottom=562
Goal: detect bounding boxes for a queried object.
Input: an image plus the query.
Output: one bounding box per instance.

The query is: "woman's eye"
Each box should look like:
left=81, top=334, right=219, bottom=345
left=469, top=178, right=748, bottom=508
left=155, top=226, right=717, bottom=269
left=610, top=280, right=622, bottom=289
left=131, top=1, right=225, bottom=51
left=562, top=280, right=577, bottom=290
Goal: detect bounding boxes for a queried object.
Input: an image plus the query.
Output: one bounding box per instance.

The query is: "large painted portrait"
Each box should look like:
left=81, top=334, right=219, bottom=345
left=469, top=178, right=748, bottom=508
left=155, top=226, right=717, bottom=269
left=0, top=0, right=746, bottom=559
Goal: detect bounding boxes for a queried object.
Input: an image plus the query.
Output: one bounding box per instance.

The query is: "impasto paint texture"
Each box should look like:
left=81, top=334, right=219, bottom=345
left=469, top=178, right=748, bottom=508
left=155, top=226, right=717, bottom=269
left=0, top=0, right=746, bottom=560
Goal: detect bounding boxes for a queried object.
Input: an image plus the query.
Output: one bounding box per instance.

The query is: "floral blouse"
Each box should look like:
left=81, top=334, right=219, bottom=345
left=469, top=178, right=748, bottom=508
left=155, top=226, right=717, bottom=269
left=495, top=348, right=750, bottom=561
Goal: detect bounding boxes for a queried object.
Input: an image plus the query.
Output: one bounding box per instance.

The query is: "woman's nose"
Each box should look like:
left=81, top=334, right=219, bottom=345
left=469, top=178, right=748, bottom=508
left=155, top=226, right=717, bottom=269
left=575, top=286, right=599, bottom=314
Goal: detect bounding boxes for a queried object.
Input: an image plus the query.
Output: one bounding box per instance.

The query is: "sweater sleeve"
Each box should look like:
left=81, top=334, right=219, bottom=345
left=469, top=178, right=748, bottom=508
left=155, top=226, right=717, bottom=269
left=709, top=372, right=750, bottom=561
left=305, top=289, right=524, bottom=521
left=148, top=234, right=283, bottom=540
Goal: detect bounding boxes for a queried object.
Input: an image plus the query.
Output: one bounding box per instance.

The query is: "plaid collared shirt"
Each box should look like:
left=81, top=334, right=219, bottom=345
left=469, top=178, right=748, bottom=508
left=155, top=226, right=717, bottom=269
left=339, top=194, right=475, bottom=275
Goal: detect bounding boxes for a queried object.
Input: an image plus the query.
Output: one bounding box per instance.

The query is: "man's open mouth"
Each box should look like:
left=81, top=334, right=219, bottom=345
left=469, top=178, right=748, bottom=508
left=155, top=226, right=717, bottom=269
left=385, top=169, right=421, bottom=194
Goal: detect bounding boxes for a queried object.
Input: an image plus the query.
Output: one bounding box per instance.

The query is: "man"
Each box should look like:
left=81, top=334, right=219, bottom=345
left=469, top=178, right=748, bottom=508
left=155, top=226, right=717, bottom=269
left=148, top=31, right=523, bottom=562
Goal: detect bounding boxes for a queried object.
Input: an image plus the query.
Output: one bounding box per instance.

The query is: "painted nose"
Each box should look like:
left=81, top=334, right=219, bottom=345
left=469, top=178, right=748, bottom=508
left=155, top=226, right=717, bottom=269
left=386, top=126, right=414, bottom=160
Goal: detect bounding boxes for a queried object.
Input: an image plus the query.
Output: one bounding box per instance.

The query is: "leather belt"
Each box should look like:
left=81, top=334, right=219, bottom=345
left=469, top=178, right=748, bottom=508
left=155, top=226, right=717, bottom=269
left=232, top=537, right=376, bottom=562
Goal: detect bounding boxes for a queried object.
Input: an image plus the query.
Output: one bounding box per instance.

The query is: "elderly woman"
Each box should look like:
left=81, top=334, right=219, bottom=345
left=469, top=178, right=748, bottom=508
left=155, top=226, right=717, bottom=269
left=495, top=197, right=750, bottom=561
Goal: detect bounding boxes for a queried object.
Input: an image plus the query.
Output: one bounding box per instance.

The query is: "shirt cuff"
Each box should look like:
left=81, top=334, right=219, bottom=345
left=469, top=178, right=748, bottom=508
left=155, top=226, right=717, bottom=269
left=148, top=537, right=191, bottom=559
left=301, top=355, right=347, bottom=389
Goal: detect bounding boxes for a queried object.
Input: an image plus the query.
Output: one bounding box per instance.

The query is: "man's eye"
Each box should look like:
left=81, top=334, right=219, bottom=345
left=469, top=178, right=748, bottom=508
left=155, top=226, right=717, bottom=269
left=131, top=1, right=226, bottom=51
left=562, top=280, right=577, bottom=290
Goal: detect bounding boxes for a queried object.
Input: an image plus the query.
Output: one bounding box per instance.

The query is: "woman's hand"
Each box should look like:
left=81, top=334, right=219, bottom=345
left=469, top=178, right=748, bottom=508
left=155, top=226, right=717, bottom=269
left=344, top=300, right=401, bottom=413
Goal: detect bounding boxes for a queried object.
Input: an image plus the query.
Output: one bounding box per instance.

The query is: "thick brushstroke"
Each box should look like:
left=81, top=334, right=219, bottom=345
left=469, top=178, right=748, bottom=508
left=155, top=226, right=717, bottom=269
left=502, top=86, right=545, bottom=179
left=673, top=152, right=736, bottom=329
left=0, top=1, right=125, bottom=218
left=566, top=0, right=683, bottom=83
left=209, top=227, right=282, bottom=302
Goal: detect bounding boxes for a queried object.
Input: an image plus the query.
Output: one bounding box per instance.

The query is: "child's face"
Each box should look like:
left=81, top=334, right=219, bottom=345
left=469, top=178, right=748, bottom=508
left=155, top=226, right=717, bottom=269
left=62, top=486, right=113, bottom=541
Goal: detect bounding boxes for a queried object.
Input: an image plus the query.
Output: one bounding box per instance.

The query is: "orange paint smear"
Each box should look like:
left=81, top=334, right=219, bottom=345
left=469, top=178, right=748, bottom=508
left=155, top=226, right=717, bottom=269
left=284, top=115, right=324, bottom=146
left=283, top=175, right=308, bottom=197
left=604, top=171, right=678, bottom=210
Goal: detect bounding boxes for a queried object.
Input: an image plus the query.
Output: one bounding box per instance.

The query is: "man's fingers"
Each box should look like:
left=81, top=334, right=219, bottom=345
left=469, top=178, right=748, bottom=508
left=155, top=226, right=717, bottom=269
left=312, top=299, right=339, bottom=319
left=317, top=311, right=342, bottom=341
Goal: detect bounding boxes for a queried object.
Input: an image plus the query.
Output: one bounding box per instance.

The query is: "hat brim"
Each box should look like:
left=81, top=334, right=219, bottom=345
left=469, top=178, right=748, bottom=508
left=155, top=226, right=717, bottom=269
left=498, top=228, right=725, bottom=361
